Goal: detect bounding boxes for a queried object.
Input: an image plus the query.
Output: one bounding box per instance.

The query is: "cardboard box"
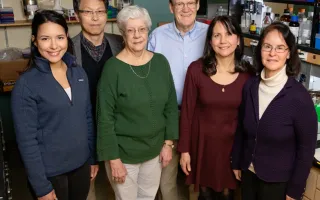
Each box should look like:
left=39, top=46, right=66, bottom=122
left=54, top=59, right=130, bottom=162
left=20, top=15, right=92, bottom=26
left=0, top=59, right=29, bottom=92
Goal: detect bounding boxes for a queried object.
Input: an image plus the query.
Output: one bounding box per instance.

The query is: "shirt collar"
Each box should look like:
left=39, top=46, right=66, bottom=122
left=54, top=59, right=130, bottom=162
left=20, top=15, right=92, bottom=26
left=34, top=52, right=76, bottom=73
left=80, top=32, right=107, bottom=49
left=172, top=21, right=198, bottom=40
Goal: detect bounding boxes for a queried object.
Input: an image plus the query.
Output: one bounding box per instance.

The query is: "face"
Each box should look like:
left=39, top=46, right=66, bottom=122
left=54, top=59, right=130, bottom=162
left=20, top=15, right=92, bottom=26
left=124, top=18, right=149, bottom=53
left=169, top=0, right=199, bottom=29
left=261, top=30, right=290, bottom=76
left=33, top=22, right=68, bottom=64
left=210, top=22, right=239, bottom=58
left=76, top=0, right=107, bottom=36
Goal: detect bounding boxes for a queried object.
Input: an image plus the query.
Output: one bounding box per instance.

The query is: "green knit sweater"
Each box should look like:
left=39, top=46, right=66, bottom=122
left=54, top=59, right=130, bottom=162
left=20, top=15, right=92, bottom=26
left=96, top=53, right=179, bottom=164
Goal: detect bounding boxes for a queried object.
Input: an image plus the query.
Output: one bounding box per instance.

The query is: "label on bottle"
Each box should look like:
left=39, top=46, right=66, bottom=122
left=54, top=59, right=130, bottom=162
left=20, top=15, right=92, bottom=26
left=27, top=5, right=38, bottom=12
left=250, top=25, right=256, bottom=32
left=282, top=21, right=289, bottom=26
left=289, top=26, right=299, bottom=42
left=306, top=39, right=310, bottom=45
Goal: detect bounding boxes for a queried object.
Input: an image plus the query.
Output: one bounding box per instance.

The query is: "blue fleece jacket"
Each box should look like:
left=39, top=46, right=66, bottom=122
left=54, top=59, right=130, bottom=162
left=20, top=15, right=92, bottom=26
left=11, top=53, right=95, bottom=197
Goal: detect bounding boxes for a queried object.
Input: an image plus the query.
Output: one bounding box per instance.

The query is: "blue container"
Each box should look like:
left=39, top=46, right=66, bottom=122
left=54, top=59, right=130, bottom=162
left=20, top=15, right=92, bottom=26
left=316, top=34, right=320, bottom=50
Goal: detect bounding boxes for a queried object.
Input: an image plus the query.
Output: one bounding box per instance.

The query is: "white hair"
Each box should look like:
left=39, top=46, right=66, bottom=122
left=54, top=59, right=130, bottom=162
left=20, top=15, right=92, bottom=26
left=117, top=5, right=152, bottom=35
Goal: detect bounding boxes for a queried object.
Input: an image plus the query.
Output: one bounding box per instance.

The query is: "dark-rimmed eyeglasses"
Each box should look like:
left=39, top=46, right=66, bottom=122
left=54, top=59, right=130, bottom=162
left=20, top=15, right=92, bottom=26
left=78, top=10, right=107, bottom=17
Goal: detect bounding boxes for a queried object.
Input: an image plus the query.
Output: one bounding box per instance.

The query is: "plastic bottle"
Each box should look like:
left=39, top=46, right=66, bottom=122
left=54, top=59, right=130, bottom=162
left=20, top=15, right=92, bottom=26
left=289, top=15, right=299, bottom=43
left=216, top=6, right=224, bottom=16
left=301, top=15, right=313, bottom=45
left=298, top=8, right=306, bottom=23
left=249, top=20, right=257, bottom=34
left=289, top=7, right=293, bottom=16
left=280, top=9, right=291, bottom=26
left=298, top=18, right=307, bottom=44
left=241, top=12, right=251, bottom=33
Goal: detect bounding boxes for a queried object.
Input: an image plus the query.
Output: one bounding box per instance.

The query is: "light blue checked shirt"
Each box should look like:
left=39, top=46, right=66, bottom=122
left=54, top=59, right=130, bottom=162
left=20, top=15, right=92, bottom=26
left=148, top=21, right=208, bottom=105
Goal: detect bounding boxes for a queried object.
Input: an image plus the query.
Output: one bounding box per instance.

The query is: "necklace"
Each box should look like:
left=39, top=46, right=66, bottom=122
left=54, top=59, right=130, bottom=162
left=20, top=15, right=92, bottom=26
left=129, top=61, right=151, bottom=79
left=222, top=86, right=225, bottom=92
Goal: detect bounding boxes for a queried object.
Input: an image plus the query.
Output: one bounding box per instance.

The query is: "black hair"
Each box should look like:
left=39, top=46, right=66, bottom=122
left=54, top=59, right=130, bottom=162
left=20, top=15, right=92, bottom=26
left=254, top=22, right=301, bottom=76
left=202, top=15, right=255, bottom=76
left=25, top=10, right=74, bottom=71
left=73, top=0, right=109, bottom=13
left=169, top=0, right=199, bottom=4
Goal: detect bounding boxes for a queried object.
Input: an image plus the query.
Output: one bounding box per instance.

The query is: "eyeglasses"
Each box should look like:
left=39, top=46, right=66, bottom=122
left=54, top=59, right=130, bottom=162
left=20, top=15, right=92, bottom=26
left=261, top=43, right=289, bottom=53
left=125, top=27, right=149, bottom=36
left=174, top=1, right=197, bottom=10
left=78, top=10, right=107, bottom=17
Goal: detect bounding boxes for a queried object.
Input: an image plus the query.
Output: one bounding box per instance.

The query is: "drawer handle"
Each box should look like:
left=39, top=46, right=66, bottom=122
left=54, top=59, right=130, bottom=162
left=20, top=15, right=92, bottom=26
left=313, top=55, right=316, bottom=59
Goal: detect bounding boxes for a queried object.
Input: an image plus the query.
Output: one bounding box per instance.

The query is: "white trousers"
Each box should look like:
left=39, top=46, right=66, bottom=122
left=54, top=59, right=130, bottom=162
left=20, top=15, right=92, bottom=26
left=105, top=156, right=162, bottom=200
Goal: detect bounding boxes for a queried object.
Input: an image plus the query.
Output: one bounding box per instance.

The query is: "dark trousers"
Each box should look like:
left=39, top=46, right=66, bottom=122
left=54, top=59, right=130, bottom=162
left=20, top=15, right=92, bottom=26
left=198, top=187, right=234, bottom=200
left=241, top=170, right=287, bottom=200
left=30, top=161, right=91, bottom=200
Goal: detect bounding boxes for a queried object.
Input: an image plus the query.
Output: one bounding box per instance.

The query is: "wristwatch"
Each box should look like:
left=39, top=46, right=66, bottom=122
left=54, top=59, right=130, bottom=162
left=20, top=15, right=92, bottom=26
left=163, top=142, right=174, bottom=149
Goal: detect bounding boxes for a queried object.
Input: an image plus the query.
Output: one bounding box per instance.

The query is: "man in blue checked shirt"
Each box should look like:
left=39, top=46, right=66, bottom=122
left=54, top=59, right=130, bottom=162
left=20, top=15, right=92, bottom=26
left=148, top=0, right=208, bottom=199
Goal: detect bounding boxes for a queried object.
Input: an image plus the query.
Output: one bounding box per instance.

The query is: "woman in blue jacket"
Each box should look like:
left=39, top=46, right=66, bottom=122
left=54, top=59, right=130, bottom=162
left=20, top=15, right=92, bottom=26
left=231, top=22, right=317, bottom=200
left=11, top=10, right=96, bottom=200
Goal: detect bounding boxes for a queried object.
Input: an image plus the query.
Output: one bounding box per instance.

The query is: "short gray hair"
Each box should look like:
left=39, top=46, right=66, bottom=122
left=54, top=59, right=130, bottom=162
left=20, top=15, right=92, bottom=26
left=117, top=5, right=152, bottom=35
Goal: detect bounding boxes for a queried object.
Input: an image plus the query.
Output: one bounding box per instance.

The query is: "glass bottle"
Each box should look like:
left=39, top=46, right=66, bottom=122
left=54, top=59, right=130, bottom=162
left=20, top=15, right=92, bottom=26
left=280, top=9, right=291, bottom=26
left=263, top=12, right=272, bottom=28
left=274, top=14, right=280, bottom=22
left=289, top=15, right=299, bottom=43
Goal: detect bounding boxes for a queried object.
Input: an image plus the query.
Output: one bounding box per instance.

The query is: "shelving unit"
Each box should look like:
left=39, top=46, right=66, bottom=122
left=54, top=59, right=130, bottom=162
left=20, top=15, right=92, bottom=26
left=262, top=0, right=319, bottom=47
left=228, top=0, right=320, bottom=64
left=0, top=18, right=117, bottom=48
left=0, top=18, right=117, bottom=27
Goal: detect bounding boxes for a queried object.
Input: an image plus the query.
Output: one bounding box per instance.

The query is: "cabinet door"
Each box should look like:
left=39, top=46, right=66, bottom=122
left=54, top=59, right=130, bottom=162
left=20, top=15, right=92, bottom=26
left=305, top=169, right=318, bottom=200
left=317, top=170, right=320, bottom=190
left=315, top=189, right=320, bottom=200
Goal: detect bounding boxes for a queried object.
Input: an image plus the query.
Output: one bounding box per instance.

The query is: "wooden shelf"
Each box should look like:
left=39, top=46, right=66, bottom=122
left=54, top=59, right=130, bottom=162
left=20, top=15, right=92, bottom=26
left=0, top=18, right=117, bottom=27
left=242, top=32, right=320, bottom=55
left=263, top=0, right=316, bottom=6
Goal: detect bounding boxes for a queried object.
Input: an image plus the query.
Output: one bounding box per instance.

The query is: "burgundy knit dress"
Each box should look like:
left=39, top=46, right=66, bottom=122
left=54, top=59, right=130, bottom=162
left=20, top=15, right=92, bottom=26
left=177, top=59, right=250, bottom=192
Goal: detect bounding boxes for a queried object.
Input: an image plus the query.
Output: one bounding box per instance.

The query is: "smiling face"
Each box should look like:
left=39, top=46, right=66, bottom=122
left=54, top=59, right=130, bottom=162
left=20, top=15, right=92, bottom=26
left=33, top=22, right=68, bottom=64
left=261, top=30, right=290, bottom=77
left=210, top=21, right=239, bottom=58
left=169, top=0, right=199, bottom=31
left=124, top=18, right=149, bottom=53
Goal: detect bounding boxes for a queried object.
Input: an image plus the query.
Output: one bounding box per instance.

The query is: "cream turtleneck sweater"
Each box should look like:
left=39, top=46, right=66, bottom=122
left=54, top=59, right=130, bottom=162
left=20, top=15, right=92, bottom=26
left=248, top=65, right=288, bottom=173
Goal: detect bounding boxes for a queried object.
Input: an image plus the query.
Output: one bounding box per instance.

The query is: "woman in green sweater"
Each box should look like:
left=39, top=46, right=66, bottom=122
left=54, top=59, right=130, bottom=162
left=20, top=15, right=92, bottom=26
left=96, top=5, right=179, bottom=200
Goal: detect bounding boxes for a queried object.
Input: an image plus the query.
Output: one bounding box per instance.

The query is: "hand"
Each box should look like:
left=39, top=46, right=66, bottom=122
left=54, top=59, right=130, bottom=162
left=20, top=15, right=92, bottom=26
left=90, top=165, right=99, bottom=181
left=159, top=143, right=173, bottom=168
left=38, top=190, right=57, bottom=200
left=233, top=170, right=241, bottom=181
left=286, top=195, right=295, bottom=200
left=180, top=152, right=191, bottom=175
left=109, top=159, right=127, bottom=184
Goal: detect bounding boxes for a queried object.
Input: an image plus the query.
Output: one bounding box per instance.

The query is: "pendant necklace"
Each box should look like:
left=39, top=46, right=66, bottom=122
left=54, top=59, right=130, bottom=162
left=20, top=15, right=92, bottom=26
left=129, top=61, right=151, bottom=79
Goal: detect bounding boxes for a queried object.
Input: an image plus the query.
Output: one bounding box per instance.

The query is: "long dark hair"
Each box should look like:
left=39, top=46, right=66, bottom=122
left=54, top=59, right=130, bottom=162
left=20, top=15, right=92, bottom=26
left=254, top=22, right=300, bottom=76
left=25, top=10, right=74, bottom=71
left=202, top=16, right=255, bottom=76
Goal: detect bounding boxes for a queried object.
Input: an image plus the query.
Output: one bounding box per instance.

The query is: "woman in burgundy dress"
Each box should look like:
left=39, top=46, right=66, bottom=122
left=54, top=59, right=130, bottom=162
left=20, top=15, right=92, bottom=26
left=178, top=16, right=255, bottom=200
